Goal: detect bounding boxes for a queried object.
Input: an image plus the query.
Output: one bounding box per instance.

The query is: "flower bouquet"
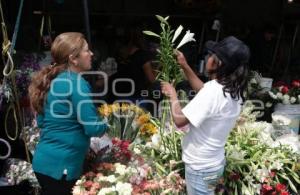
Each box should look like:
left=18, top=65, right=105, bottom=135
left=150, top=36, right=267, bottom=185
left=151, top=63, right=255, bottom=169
left=268, top=80, right=300, bottom=105
left=74, top=137, right=185, bottom=195
left=222, top=103, right=300, bottom=195
left=97, top=103, right=158, bottom=142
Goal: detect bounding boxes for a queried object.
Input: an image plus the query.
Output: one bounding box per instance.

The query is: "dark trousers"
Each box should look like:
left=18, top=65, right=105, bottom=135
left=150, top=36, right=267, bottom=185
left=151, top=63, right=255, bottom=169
left=34, top=172, right=77, bottom=195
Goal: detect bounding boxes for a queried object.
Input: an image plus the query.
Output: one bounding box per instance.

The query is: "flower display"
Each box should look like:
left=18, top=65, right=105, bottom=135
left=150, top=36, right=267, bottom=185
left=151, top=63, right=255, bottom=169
left=268, top=80, right=300, bottom=105
left=98, top=103, right=158, bottom=142
left=222, top=103, right=300, bottom=195
left=73, top=135, right=186, bottom=195
left=4, top=158, right=40, bottom=188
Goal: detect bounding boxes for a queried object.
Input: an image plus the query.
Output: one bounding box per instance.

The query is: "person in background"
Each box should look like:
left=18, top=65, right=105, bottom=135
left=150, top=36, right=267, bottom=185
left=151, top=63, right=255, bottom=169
left=28, top=32, right=107, bottom=195
left=161, top=36, right=250, bottom=195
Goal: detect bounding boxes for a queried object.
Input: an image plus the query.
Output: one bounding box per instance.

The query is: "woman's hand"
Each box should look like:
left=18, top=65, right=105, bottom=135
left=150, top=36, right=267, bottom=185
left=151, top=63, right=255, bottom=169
left=175, top=50, right=188, bottom=69
left=161, top=82, right=177, bottom=99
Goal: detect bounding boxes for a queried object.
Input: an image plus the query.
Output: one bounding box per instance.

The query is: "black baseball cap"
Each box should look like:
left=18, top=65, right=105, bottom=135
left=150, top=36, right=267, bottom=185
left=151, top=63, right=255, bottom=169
left=205, top=36, right=250, bottom=68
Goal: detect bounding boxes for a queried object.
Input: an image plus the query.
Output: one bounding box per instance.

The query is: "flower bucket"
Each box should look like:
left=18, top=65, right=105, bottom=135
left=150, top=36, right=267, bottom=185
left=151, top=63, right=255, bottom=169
left=273, top=104, right=300, bottom=134
left=259, top=77, right=273, bottom=92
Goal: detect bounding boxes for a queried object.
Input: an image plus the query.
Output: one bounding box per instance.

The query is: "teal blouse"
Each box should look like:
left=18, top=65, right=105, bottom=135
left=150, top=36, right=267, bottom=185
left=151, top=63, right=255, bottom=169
left=33, top=70, right=107, bottom=180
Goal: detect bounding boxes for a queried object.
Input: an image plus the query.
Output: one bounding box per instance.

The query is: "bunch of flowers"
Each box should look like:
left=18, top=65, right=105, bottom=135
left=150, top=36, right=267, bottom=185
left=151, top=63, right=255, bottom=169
left=222, top=103, right=300, bottom=195
left=15, top=54, right=40, bottom=98
left=98, top=103, right=158, bottom=142
left=268, top=80, right=300, bottom=105
left=143, top=15, right=195, bottom=85
left=4, top=158, right=39, bottom=188
left=74, top=137, right=185, bottom=195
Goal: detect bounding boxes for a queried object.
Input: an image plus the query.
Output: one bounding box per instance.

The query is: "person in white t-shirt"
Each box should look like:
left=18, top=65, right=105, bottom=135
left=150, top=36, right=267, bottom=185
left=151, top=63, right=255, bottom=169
left=161, top=36, right=250, bottom=195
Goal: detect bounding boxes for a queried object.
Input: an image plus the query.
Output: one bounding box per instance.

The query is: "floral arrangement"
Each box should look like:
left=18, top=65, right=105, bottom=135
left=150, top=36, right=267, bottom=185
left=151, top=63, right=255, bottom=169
left=73, top=135, right=185, bottom=195
left=144, top=16, right=193, bottom=165
left=97, top=103, right=158, bottom=142
left=222, top=103, right=300, bottom=195
left=143, top=15, right=195, bottom=85
left=4, top=158, right=39, bottom=188
left=15, top=54, right=40, bottom=98
left=268, top=80, right=300, bottom=105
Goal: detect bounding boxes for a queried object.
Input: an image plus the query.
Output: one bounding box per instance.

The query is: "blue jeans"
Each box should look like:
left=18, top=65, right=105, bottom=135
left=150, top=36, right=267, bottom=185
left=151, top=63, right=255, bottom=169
left=185, top=162, right=225, bottom=195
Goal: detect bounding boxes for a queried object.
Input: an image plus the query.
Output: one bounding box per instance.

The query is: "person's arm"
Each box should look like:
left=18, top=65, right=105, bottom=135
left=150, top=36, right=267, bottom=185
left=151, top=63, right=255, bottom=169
left=143, top=61, right=156, bottom=83
left=72, top=77, right=107, bottom=137
left=176, top=50, right=204, bottom=92
left=161, top=82, right=189, bottom=127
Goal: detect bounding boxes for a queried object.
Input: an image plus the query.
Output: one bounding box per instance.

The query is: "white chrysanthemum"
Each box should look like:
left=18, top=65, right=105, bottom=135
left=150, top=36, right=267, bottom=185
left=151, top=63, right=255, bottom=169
left=290, top=97, right=297, bottom=104
left=282, top=98, right=290, bottom=105
left=115, top=182, right=132, bottom=195
left=133, top=147, right=141, bottom=154
left=75, top=179, right=84, bottom=185
left=172, top=25, right=183, bottom=43
left=176, top=30, right=195, bottom=49
left=97, top=187, right=116, bottom=195
left=283, top=94, right=290, bottom=100
left=106, top=175, right=117, bottom=183
left=72, top=186, right=84, bottom=195
left=115, top=163, right=127, bottom=176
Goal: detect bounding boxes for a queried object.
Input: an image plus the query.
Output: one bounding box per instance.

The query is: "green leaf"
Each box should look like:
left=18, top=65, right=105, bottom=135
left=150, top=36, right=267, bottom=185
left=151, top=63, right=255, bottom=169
left=287, top=178, right=298, bottom=193
left=143, top=30, right=160, bottom=38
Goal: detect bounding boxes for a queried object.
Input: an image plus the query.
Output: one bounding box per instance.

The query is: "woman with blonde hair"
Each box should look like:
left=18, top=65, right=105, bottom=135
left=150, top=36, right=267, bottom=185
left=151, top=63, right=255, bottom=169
left=29, top=32, right=107, bottom=195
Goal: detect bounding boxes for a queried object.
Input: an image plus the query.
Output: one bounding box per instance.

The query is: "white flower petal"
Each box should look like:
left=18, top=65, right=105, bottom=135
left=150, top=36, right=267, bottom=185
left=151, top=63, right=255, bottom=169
left=172, top=25, right=183, bottom=43
left=176, top=30, right=196, bottom=49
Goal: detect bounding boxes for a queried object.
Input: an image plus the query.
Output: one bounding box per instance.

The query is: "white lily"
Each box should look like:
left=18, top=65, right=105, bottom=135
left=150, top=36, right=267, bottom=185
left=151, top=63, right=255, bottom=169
left=176, top=30, right=196, bottom=49
left=172, top=25, right=183, bottom=43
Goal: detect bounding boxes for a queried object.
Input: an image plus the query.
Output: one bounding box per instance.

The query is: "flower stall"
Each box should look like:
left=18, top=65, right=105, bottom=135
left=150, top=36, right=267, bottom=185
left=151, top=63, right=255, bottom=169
left=4, top=15, right=300, bottom=195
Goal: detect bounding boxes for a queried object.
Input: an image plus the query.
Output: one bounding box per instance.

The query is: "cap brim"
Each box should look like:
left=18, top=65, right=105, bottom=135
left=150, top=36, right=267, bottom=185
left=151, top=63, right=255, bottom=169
left=205, top=40, right=217, bottom=53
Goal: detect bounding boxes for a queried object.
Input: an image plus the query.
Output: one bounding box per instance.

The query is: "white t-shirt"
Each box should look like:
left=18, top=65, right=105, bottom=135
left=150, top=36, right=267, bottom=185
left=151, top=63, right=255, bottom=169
left=182, top=80, right=241, bottom=170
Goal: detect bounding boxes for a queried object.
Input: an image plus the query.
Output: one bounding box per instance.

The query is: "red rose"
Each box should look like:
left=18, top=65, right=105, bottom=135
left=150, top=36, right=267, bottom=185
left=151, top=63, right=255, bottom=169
left=121, top=140, right=130, bottom=149
left=280, top=191, right=289, bottom=195
left=275, top=183, right=286, bottom=192
left=291, top=80, right=300, bottom=88
left=281, top=86, right=289, bottom=94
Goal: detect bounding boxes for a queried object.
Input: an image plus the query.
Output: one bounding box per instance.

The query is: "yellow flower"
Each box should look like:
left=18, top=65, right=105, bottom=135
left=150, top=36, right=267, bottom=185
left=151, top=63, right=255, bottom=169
left=111, top=103, right=120, bottom=113
left=140, top=123, right=158, bottom=136
left=98, top=104, right=112, bottom=117
left=136, top=114, right=150, bottom=125
left=121, top=103, right=129, bottom=112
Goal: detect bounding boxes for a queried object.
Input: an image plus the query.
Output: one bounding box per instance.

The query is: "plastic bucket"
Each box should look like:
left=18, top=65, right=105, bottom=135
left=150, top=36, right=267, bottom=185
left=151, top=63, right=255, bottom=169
left=273, top=104, right=300, bottom=134
left=259, top=77, right=273, bottom=91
